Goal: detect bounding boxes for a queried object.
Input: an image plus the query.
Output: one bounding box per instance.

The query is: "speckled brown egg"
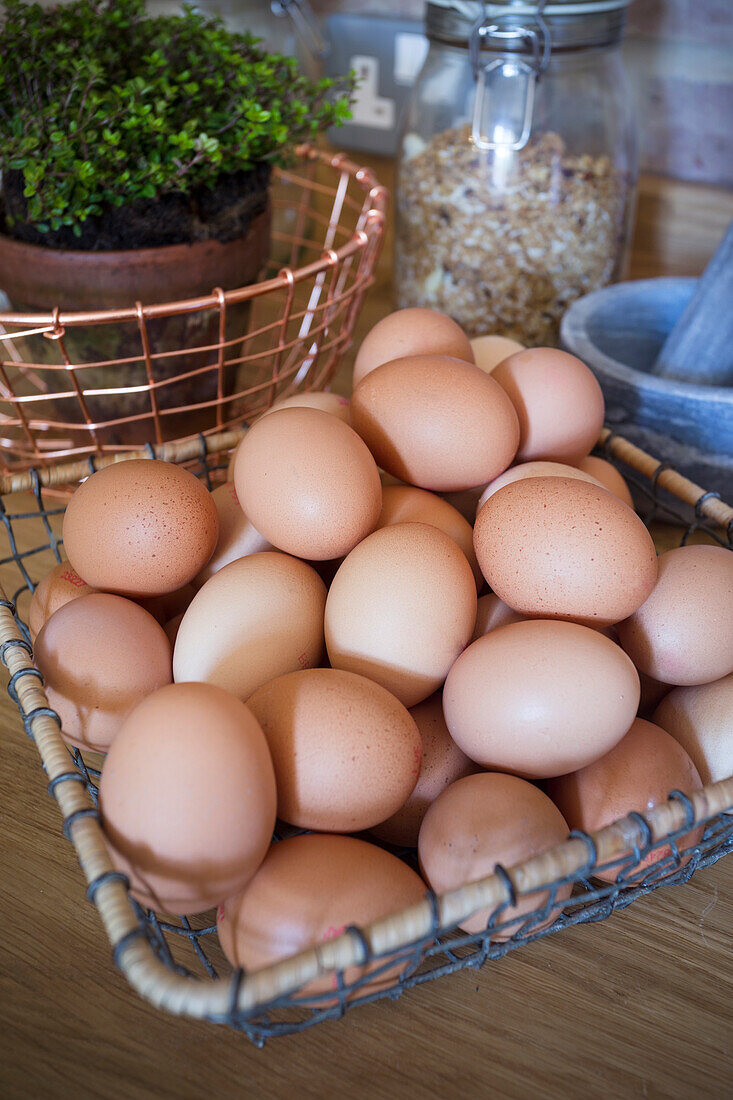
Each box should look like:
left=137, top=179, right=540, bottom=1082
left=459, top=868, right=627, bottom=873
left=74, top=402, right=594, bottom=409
left=443, top=620, right=640, bottom=777
left=353, top=308, right=474, bottom=388
left=27, top=560, right=97, bottom=640
left=100, top=682, right=276, bottom=915
left=350, top=355, right=519, bottom=492
left=418, top=773, right=571, bottom=936
left=234, top=407, right=382, bottom=561
left=174, top=552, right=326, bottom=702
left=370, top=693, right=481, bottom=847
left=470, top=334, right=524, bottom=374
left=474, top=477, right=658, bottom=627
left=192, top=481, right=272, bottom=588
left=325, top=523, right=477, bottom=707
left=575, top=455, right=634, bottom=509
left=492, top=348, right=605, bottom=463
left=653, top=673, right=733, bottom=786
left=217, top=833, right=425, bottom=995
left=34, top=593, right=172, bottom=752
left=62, top=460, right=219, bottom=597
left=471, top=593, right=525, bottom=641
left=617, top=545, right=733, bottom=686
left=477, top=459, right=602, bottom=511
left=547, top=718, right=703, bottom=883
left=247, top=668, right=422, bottom=832
left=377, top=484, right=482, bottom=589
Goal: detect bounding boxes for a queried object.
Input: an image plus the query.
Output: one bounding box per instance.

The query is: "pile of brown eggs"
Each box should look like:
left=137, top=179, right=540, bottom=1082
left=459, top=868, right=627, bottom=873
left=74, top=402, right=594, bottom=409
left=30, top=307, right=733, bottom=981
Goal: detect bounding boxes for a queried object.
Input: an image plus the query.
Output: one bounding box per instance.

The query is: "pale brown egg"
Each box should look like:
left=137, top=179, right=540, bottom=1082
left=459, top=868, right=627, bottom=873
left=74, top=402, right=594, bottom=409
left=353, top=307, right=474, bottom=388
left=173, top=552, right=326, bottom=702
left=547, top=718, right=703, bottom=884
left=470, top=334, right=524, bottom=374
left=34, top=593, right=172, bottom=752
left=443, top=620, right=640, bottom=777
left=234, top=407, right=382, bottom=561
left=28, top=561, right=97, bottom=640
left=471, top=593, right=525, bottom=641
left=477, top=460, right=603, bottom=511
left=350, top=355, right=520, bottom=492
left=474, top=477, right=658, bottom=627
left=262, top=390, right=351, bottom=424
left=192, top=481, right=272, bottom=588
left=247, top=668, right=422, bottom=832
left=217, top=833, right=425, bottom=995
left=617, top=545, right=733, bottom=686
left=653, top=673, right=733, bottom=786
left=62, top=460, right=219, bottom=597
left=377, top=484, right=482, bottom=589
left=492, top=348, right=605, bottom=464
left=325, top=523, right=477, bottom=707
left=575, top=455, right=634, bottom=509
left=418, top=773, right=570, bottom=936
left=370, top=693, right=481, bottom=847
left=99, top=682, right=277, bottom=915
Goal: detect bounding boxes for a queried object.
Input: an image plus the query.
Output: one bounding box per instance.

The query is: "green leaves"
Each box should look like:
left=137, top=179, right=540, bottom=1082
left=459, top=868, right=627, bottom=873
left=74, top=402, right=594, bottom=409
left=0, top=0, right=355, bottom=236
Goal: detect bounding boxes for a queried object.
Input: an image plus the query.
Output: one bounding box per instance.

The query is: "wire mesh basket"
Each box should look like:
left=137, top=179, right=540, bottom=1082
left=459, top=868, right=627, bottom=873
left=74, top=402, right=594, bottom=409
left=0, top=146, right=387, bottom=472
left=1, top=428, right=731, bottom=1046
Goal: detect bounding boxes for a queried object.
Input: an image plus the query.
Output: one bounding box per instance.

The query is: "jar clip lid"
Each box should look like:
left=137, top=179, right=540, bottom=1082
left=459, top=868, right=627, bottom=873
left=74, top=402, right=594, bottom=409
left=469, top=0, right=550, bottom=151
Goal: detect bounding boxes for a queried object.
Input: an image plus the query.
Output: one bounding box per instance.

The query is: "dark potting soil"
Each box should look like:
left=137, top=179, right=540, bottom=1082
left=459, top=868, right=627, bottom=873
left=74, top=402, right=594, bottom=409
left=1, top=162, right=271, bottom=251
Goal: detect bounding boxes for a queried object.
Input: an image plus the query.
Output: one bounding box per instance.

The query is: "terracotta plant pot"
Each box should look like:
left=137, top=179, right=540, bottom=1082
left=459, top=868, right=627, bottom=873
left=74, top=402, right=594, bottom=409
left=0, top=208, right=271, bottom=446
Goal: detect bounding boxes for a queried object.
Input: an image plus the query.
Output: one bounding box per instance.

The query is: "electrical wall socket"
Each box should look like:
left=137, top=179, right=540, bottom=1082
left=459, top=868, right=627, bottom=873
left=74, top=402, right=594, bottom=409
left=325, top=13, right=427, bottom=155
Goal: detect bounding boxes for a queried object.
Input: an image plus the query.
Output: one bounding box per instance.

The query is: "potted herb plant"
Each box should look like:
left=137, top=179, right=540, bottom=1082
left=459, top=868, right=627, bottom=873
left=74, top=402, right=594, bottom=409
left=0, top=0, right=353, bottom=440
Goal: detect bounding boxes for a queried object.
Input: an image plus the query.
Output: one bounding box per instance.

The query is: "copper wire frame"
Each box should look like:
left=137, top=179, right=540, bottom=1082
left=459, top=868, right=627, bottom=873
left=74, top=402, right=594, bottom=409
left=0, top=146, right=387, bottom=470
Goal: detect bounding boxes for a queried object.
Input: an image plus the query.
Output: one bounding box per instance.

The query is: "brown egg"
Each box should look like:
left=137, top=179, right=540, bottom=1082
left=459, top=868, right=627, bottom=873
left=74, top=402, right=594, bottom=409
left=443, top=620, right=640, bottom=778
left=351, top=355, right=520, bottom=492
left=492, top=348, right=605, bottom=463
left=418, top=773, right=571, bottom=936
left=262, top=390, right=351, bottom=424
left=247, top=669, right=422, bottom=832
left=136, top=583, right=196, bottom=625
left=477, top=460, right=602, bottom=511
left=575, top=455, right=634, bottom=509
left=474, top=477, right=658, bottom=627
left=192, top=481, right=271, bottom=588
left=471, top=593, right=525, bottom=641
left=233, top=407, right=382, bottom=561
left=62, top=460, right=219, bottom=597
left=353, top=307, right=474, bottom=388
left=377, top=484, right=482, bottom=589
left=173, top=552, right=326, bottom=702
left=100, top=683, right=276, bottom=915
left=370, top=693, right=481, bottom=847
left=217, top=833, right=425, bottom=994
left=653, top=673, right=733, bottom=786
left=547, top=718, right=703, bottom=884
left=325, top=523, right=477, bottom=707
left=34, top=593, right=172, bottom=752
left=470, top=334, right=524, bottom=374
left=28, top=561, right=97, bottom=640
left=617, top=545, right=733, bottom=686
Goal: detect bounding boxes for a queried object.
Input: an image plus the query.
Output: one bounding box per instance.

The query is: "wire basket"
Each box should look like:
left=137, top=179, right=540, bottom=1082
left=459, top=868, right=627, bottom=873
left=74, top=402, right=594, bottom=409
left=1, top=429, right=732, bottom=1046
left=0, top=146, right=387, bottom=472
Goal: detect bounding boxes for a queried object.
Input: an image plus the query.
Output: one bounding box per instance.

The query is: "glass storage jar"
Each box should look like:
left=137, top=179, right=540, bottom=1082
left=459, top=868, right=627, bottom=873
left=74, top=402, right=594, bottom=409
left=395, top=0, right=638, bottom=345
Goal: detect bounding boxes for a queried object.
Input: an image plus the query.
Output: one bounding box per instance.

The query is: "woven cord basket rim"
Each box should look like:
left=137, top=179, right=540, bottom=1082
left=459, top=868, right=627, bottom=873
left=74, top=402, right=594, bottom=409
left=1, top=428, right=732, bottom=1023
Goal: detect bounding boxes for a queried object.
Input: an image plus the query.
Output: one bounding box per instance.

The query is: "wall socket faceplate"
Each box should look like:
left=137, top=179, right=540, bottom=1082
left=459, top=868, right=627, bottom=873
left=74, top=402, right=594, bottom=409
left=325, top=13, right=427, bottom=155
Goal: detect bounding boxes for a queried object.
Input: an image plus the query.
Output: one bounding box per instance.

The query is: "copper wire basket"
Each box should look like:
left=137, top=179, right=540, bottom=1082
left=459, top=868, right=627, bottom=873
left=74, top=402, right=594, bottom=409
left=0, top=146, right=387, bottom=472
left=1, top=427, right=732, bottom=1045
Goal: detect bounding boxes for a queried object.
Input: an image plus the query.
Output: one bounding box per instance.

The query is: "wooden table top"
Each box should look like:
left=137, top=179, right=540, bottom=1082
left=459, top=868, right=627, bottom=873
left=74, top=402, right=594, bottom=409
left=2, top=163, right=732, bottom=1100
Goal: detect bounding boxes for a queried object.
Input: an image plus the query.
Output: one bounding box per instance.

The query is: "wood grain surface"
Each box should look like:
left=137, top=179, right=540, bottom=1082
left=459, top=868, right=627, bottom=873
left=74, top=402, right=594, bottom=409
left=2, top=161, right=732, bottom=1100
